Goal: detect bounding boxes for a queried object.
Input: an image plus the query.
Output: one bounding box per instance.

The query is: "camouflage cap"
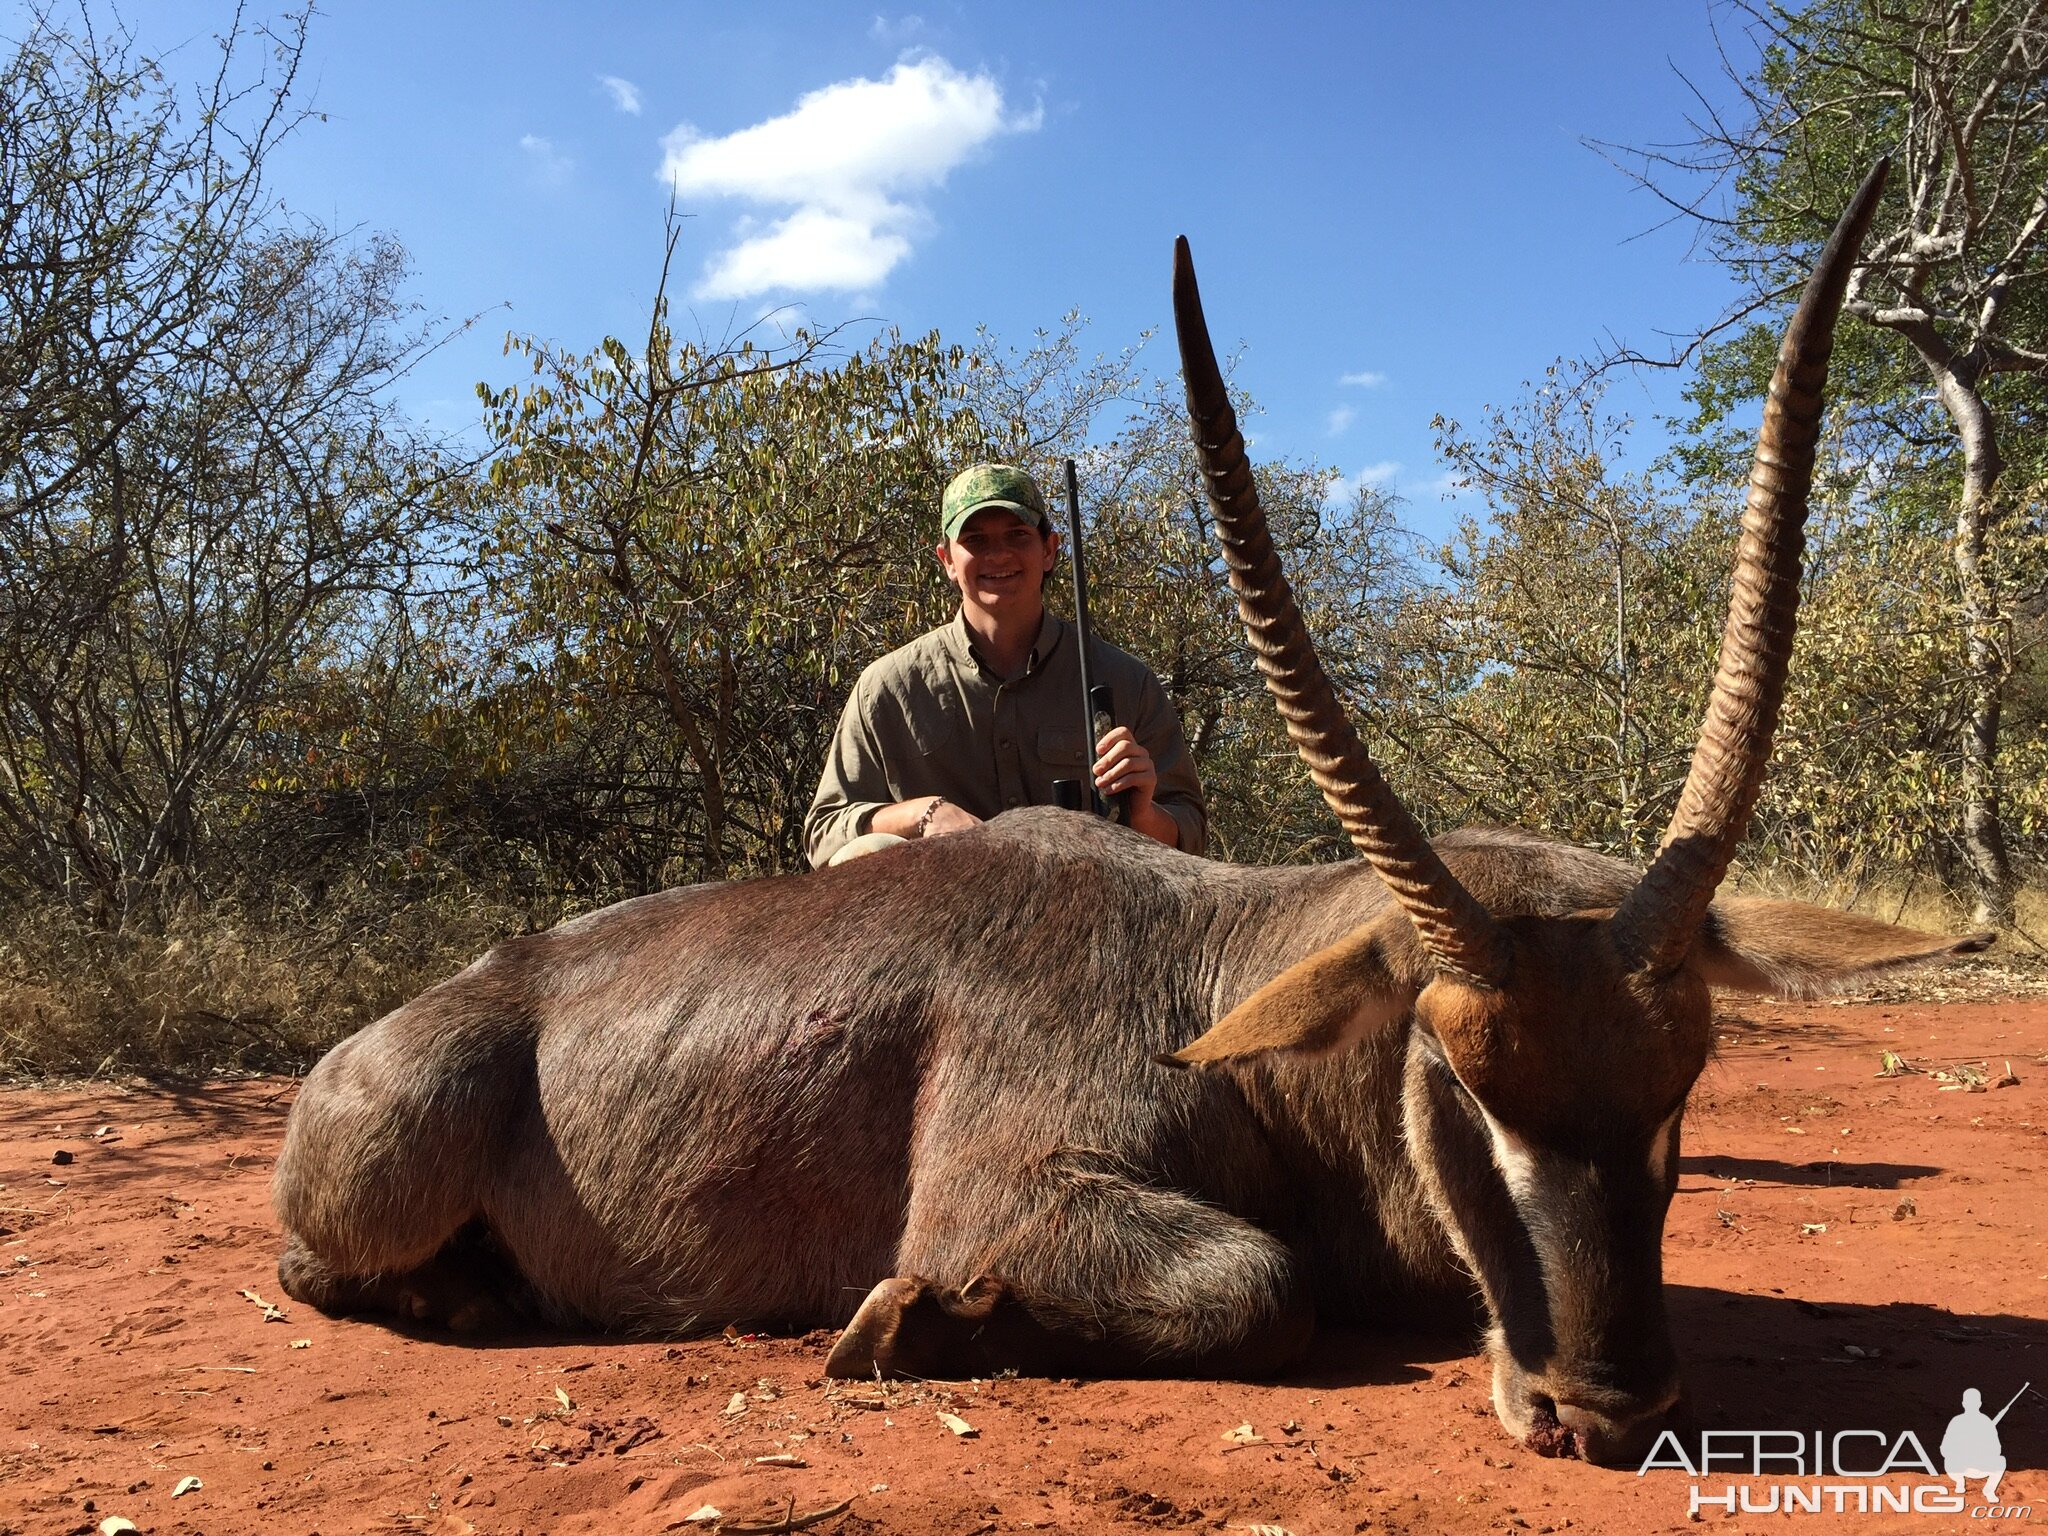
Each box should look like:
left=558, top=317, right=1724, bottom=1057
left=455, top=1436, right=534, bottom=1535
left=941, top=462, right=1048, bottom=541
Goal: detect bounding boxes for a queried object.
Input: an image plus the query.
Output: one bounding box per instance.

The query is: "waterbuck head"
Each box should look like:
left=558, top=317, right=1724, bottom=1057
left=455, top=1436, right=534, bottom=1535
left=1166, top=161, right=1991, bottom=1465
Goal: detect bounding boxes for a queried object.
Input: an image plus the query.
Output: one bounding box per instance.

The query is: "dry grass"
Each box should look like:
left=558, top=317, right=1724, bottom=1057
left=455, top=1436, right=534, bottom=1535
left=1845, top=946, right=2048, bottom=1003
left=0, top=874, right=561, bottom=1081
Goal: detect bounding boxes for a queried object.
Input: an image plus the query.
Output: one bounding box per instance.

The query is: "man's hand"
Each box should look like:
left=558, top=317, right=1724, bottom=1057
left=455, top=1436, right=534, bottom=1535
left=1092, top=726, right=1158, bottom=809
left=1093, top=727, right=1181, bottom=849
left=922, top=799, right=982, bottom=839
left=868, top=795, right=984, bottom=841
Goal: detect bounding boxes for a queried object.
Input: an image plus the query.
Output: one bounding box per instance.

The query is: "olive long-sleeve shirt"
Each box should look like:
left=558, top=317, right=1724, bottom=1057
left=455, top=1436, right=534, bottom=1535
left=804, top=612, right=1207, bottom=868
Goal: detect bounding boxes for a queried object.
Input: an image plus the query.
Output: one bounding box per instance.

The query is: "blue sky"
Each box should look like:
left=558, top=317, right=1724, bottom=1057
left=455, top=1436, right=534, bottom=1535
left=97, top=2, right=1759, bottom=543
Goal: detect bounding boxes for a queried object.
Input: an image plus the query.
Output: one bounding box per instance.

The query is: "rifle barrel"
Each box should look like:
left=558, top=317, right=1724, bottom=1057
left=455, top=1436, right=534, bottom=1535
left=1062, top=458, right=1103, bottom=816
left=1992, top=1382, right=2030, bottom=1425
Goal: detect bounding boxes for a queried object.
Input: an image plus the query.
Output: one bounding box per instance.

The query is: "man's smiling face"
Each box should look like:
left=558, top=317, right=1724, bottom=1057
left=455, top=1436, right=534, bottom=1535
left=937, top=507, right=1059, bottom=622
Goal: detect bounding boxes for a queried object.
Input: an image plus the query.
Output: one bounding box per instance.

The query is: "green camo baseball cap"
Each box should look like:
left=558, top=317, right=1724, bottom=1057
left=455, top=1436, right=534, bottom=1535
left=941, top=462, right=1047, bottom=541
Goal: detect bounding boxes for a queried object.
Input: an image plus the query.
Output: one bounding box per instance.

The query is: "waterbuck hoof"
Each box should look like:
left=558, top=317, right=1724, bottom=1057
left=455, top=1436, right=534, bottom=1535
left=826, top=1274, right=1021, bottom=1378
left=826, top=1276, right=928, bottom=1378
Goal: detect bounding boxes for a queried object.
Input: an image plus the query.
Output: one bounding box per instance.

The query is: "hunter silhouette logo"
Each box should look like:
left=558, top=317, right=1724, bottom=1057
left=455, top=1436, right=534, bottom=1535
left=1942, top=1382, right=2025, bottom=1500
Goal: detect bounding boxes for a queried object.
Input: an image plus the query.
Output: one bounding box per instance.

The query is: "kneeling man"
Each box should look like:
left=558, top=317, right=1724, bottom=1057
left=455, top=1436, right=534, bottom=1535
left=806, top=462, right=1206, bottom=867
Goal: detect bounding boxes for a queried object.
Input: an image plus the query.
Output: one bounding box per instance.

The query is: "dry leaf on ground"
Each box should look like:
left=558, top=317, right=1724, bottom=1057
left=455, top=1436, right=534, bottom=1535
left=722, top=1498, right=854, bottom=1534
left=236, top=1286, right=286, bottom=1322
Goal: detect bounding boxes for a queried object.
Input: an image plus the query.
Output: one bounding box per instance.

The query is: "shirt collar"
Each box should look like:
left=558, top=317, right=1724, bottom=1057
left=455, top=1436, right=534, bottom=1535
left=951, top=610, right=1066, bottom=678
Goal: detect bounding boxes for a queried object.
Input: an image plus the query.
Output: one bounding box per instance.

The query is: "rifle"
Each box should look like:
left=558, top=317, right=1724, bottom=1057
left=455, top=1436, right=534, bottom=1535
left=1051, top=457, right=1126, bottom=821
left=1992, top=1382, right=2031, bottom=1426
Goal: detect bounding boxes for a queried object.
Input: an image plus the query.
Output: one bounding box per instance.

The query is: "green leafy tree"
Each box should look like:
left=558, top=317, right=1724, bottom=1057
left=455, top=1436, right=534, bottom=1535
left=1610, top=0, right=2048, bottom=923
left=1422, top=370, right=1726, bottom=856
left=1419, top=362, right=2047, bottom=905
left=1755, top=483, right=2046, bottom=898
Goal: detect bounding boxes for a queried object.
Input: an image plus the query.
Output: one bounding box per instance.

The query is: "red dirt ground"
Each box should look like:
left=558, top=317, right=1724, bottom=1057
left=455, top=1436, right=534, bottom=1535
left=3, top=997, right=2045, bottom=1536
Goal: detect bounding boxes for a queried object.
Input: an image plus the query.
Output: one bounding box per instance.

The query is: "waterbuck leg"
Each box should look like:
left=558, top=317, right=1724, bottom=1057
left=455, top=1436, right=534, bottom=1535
left=833, top=1164, right=1311, bottom=1379
left=826, top=1275, right=1067, bottom=1378
left=271, top=1000, right=544, bottom=1329
left=825, top=1270, right=1310, bottom=1380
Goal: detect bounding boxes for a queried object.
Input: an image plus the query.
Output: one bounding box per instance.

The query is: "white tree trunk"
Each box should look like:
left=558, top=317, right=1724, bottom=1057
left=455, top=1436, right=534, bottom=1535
left=1935, top=367, right=2015, bottom=928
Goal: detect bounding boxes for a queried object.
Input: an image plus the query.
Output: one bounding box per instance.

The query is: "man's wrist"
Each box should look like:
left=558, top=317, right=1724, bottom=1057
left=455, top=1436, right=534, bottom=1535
left=1128, top=797, right=1179, bottom=849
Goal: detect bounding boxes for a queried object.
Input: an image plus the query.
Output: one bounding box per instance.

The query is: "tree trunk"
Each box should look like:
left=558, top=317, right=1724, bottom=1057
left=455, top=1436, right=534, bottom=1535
left=1936, top=368, right=2015, bottom=928
left=603, top=531, right=728, bottom=881
left=646, top=630, right=727, bottom=881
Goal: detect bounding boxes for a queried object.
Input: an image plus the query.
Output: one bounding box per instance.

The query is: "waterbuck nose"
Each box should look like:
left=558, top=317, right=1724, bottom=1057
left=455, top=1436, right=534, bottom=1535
left=1554, top=1387, right=1683, bottom=1467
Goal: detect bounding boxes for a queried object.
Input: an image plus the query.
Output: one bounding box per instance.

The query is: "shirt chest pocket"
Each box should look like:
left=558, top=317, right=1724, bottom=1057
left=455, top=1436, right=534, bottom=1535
left=1036, top=726, right=1089, bottom=768
left=908, top=696, right=965, bottom=756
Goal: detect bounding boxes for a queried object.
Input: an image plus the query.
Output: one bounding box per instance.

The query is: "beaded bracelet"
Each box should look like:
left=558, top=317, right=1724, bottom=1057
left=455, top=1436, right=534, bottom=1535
left=914, top=796, right=946, bottom=837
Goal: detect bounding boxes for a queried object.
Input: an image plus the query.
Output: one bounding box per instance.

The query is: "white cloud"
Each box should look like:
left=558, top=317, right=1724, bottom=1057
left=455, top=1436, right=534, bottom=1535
left=869, top=13, right=927, bottom=43
left=701, top=207, right=913, bottom=295
left=1326, top=461, right=1402, bottom=505
left=600, top=75, right=643, bottom=116
left=520, top=133, right=573, bottom=185
left=1325, top=405, right=1355, bottom=435
left=661, top=56, right=1039, bottom=299
left=1337, top=369, right=1387, bottom=388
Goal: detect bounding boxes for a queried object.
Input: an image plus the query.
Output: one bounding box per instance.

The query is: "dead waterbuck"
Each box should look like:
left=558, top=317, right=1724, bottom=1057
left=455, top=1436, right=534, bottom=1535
left=272, top=161, right=1985, bottom=1464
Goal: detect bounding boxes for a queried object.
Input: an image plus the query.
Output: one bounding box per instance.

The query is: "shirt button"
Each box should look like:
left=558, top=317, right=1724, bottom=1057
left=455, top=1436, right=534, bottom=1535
left=997, top=737, right=1010, bottom=749
left=1005, top=796, right=1018, bottom=807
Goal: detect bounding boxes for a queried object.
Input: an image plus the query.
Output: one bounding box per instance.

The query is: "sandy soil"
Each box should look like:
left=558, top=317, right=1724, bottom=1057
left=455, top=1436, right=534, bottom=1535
left=3, top=996, right=2045, bottom=1536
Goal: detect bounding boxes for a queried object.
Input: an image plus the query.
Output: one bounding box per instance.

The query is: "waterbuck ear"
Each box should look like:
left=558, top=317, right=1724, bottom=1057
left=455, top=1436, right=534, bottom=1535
left=1163, top=910, right=1423, bottom=1068
left=1688, top=896, right=1994, bottom=1000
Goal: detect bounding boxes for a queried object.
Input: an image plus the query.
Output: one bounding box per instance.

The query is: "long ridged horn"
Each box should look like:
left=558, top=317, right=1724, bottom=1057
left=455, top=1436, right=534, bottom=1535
left=1174, top=237, right=1504, bottom=985
left=1609, top=160, right=1891, bottom=974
